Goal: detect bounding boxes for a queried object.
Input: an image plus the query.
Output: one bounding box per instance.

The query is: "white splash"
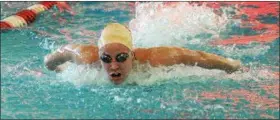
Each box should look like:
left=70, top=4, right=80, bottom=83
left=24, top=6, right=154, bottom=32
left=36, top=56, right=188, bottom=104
left=129, top=2, right=231, bottom=48
left=56, top=61, right=278, bottom=86
left=56, top=63, right=110, bottom=86
left=56, top=62, right=227, bottom=86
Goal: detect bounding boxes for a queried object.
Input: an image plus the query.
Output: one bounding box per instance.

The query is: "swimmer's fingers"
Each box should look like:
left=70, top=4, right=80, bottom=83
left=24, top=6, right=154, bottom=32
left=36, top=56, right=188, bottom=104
left=225, top=59, right=242, bottom=74
left=54, top=62, right=71, bottom=73
left=54, top=67, right=63, bottom=73
left=44, top=53, right=69, bottom=71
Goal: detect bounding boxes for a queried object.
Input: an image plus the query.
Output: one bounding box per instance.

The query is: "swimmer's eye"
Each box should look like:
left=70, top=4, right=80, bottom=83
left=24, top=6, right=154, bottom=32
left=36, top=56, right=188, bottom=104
left=100, top=53, right=129, bottom=63
left=100, top=54, right=112, bottom=63
left=116, top=53, right=129, bottom=62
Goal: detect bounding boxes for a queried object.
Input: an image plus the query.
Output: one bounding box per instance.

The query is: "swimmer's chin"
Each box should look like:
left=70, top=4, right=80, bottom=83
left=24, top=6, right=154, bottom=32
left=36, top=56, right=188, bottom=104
left=110, top=77, right=125, bottom=85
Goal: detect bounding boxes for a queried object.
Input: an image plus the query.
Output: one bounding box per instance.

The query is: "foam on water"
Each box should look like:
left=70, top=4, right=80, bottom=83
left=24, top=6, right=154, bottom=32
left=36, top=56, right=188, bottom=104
left=129, top=2, right=233, bottom=48
left=55, top=60, right=225, bottom=86
left=56, top=63, right=110, bottom=86
left=56, top=61, right=277, bottom=86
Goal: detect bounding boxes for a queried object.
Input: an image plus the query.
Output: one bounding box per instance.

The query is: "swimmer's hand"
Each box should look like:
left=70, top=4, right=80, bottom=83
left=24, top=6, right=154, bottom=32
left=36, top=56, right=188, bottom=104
left=44, top=50, right=72, bottom=72
left=54, top=62, right=71, bottom=72
left=225, top=59, right=242, bottom=73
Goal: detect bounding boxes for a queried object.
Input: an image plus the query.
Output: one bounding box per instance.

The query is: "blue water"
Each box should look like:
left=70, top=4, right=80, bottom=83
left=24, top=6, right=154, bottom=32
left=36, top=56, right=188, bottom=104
left=1, top=2, right=279, bottom=119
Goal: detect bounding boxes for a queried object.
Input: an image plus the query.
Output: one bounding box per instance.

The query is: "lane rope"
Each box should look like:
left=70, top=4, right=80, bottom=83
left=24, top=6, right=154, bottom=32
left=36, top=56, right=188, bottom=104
left=0, top=2, right=57, bottom=30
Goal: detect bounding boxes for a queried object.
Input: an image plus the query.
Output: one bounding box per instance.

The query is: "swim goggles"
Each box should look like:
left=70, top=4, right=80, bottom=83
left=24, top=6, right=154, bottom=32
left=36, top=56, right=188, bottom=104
left=100, top=52, right=129, bottom=63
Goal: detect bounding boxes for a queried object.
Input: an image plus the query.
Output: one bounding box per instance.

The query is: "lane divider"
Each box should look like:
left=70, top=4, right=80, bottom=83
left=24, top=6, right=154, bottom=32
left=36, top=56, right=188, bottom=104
left=0, top=1, right=57, bottom=30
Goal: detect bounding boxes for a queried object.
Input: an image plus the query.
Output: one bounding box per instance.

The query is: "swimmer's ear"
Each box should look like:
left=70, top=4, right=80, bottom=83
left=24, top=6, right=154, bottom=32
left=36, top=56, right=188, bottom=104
left=131, top=52, right=136, bottom=60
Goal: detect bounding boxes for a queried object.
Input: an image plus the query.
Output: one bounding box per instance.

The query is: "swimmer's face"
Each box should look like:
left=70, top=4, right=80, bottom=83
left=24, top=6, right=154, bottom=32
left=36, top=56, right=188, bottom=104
left=99, top=43, right=133, bottom=85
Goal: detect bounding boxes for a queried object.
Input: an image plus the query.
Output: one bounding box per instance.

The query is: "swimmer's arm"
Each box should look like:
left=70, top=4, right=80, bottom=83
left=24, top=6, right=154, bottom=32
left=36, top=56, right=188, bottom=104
left=44, top=45, right=75, bottom=71
left=44, top=44, right=99, bottom=71
left=138, top=47, right=241, bottom=73
left=181, top=49, right=242, bottom=73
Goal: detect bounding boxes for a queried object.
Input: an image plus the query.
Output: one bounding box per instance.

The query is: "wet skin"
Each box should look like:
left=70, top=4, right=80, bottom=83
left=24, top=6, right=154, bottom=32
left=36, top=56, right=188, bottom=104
left=44, top=43, right=241, bottom=85
left=99, top=43, right=133, bottom=85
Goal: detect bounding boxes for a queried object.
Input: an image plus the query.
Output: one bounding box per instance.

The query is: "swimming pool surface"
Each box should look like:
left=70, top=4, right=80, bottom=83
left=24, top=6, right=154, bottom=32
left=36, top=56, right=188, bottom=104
left=1, top=2, right=279, bottom=119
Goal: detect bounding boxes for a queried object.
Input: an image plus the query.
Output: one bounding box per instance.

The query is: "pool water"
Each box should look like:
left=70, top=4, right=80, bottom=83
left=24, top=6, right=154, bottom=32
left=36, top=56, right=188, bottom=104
left=1, top=2, right=279, bottom=119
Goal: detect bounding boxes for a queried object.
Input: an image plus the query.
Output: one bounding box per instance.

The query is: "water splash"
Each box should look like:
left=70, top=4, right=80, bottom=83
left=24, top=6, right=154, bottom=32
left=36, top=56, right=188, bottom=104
left=129, top=2, right=232, bottom=48
left=56, top=61, right=278, bottom=87
left=56, top=63, right=110, bottom=86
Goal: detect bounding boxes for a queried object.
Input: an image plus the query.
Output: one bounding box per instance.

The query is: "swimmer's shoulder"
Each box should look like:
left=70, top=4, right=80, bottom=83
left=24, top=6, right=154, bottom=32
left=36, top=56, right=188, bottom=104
left=133, top=48, right=152, bottom=63
left=133, top=46, right=191, bottom=64
left=63, top=44, right=97, bottom=50
left=61, top=44, right=98, bottom=54
left=62, top=44, right=99, bottom=64
left=74, top=44, right=99, bottom=64
left=78, top=44, right=99, bottom=53
left=133, top=47, right=176, bottom=60
left=133, top=46, right=187, bottom=53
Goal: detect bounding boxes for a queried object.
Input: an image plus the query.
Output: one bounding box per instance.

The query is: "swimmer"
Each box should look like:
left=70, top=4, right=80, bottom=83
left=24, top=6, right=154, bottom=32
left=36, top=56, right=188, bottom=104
left=44, top=23, right=241, bottom=85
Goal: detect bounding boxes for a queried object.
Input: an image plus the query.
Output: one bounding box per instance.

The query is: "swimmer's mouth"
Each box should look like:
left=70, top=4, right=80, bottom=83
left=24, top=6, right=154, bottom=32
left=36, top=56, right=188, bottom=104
left=110, top=72, right=124, bottom=85
left=110, top=72, right=122, bottom=78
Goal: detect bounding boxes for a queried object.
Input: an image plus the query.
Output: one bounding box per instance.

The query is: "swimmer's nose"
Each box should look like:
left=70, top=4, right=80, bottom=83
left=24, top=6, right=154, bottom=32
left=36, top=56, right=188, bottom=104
left=110, top=61, right=119, bottom=70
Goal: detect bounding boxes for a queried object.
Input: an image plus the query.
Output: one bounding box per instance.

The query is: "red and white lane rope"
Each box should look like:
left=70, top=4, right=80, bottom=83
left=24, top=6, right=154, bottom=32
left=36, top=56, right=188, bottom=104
left=0, top=2, right=59, bottom=30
